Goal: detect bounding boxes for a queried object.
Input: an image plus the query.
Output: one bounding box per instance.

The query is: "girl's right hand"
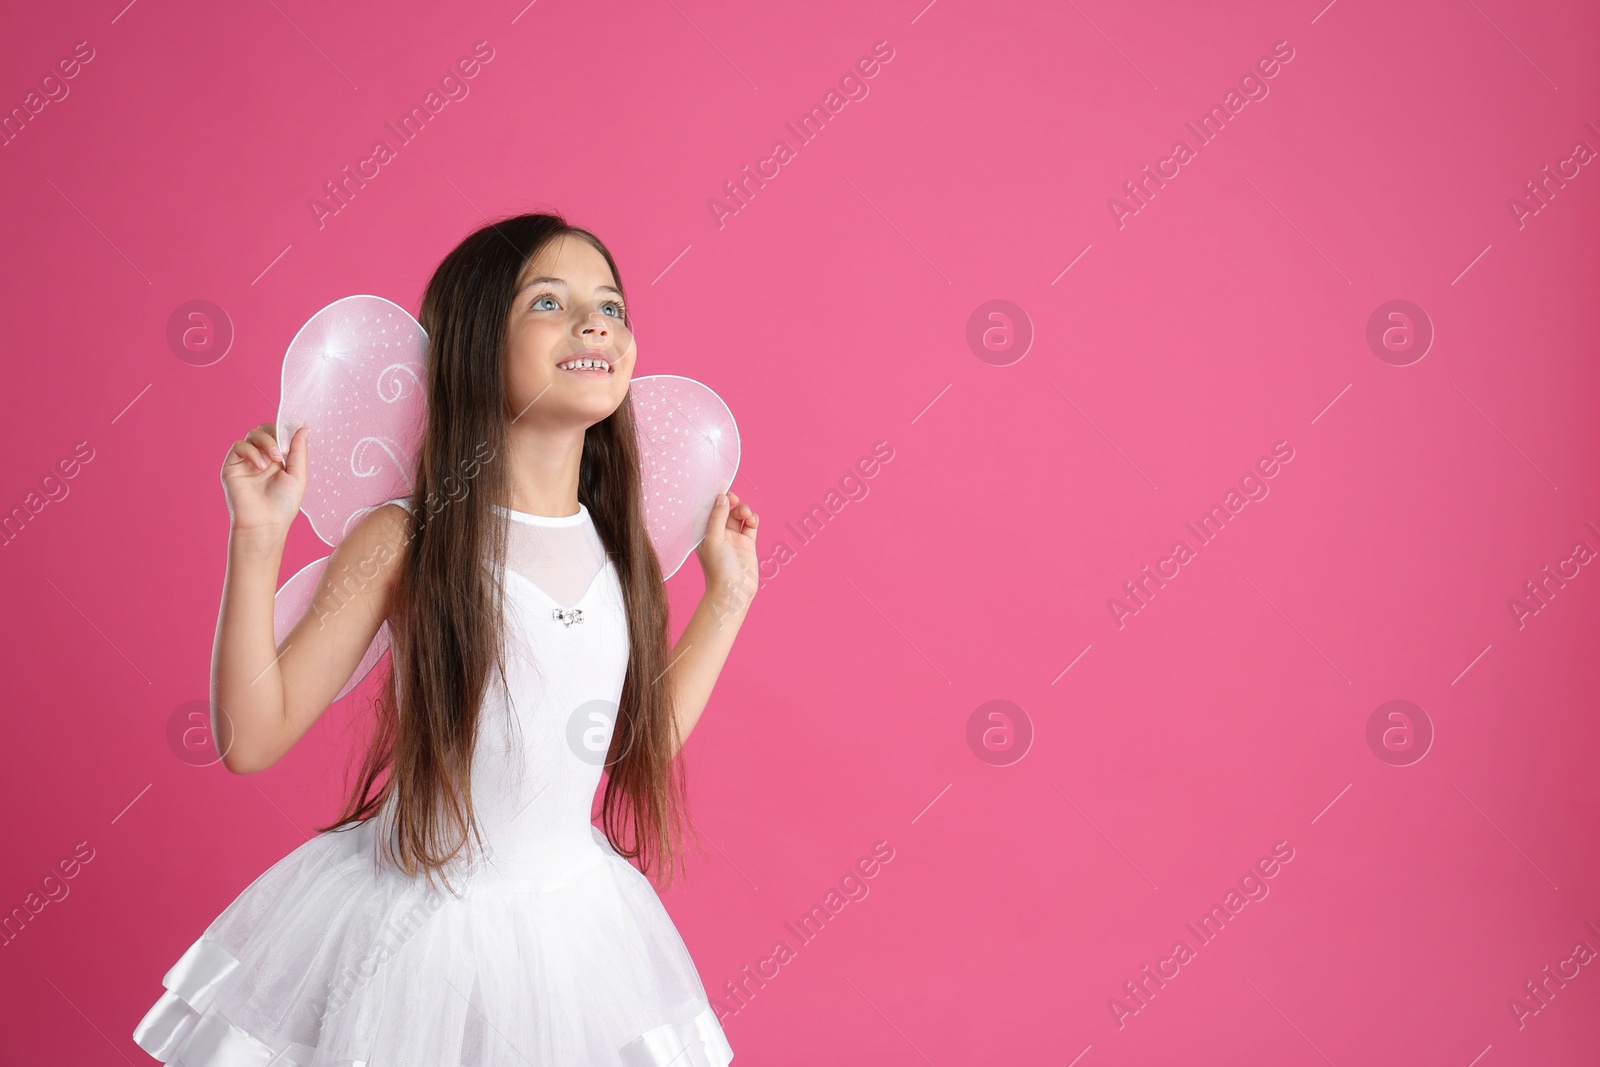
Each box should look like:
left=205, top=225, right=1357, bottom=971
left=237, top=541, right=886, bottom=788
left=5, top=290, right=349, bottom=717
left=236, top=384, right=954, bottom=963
left=221, top=423, right=308, bottom=533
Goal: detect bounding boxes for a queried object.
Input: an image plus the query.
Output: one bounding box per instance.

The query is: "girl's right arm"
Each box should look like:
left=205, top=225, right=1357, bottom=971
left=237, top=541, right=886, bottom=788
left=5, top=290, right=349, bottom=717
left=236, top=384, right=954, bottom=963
left=212, top=422, right=409, bottom=774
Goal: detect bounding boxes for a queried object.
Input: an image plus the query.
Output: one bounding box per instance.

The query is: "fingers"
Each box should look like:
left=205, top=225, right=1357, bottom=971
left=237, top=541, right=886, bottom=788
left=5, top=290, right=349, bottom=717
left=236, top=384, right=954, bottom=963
left=230, top=424, right=284, bottom=472
left=284, top=425, right=309, bottom=483
left=245, top=426, right=284, bottom=464
left=231, top=437, right=271, bottom=471
left=704, top=490, right=732, bottom=545
left=724, top=491, right=757, bottom=537
left=252, top=423, right=282, bottom=463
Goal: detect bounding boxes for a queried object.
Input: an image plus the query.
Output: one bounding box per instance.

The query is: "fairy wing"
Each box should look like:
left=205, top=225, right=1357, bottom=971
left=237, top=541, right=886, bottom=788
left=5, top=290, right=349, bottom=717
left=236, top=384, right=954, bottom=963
left=269, top=295, right=740, bottom=699
left=270, top=295, right=428, bottom=702
left=629, top=374, right=742, bottom=580
left=276, top=295, right=429, bottom=547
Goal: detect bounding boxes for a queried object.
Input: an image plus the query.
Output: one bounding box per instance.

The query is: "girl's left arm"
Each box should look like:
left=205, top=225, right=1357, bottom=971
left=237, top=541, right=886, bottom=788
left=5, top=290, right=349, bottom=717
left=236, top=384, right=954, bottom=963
left=668, top=490, right=759, bottom=756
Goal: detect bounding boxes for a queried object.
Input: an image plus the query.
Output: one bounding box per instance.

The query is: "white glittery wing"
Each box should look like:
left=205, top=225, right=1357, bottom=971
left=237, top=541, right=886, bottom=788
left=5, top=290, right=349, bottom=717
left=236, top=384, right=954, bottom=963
left=629, top=374, right=741, bottom=580
left=275, top=295, right=429, bottom=547
left=271, top=295, right=425, bottom=701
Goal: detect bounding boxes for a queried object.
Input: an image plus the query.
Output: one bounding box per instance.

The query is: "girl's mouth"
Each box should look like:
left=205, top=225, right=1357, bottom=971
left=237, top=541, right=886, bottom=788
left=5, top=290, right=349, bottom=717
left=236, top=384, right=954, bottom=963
left=556, top=356, right=613, bottom=375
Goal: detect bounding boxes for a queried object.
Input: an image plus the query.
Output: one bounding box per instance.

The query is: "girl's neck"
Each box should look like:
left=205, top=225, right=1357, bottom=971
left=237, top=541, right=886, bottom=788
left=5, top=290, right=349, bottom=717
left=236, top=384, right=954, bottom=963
left=502, top=420, right=585, bottom=518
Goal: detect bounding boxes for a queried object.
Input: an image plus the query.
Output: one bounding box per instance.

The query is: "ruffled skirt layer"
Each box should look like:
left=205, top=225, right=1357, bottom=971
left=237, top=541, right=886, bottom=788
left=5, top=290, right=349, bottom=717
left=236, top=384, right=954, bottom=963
left=132, top=820, right=732, bottom=1067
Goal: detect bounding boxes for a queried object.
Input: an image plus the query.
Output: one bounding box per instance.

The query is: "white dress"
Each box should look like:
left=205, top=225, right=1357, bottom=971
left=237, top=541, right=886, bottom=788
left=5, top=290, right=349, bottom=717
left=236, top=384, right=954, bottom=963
left=133, top=501, right=734, bottom=1067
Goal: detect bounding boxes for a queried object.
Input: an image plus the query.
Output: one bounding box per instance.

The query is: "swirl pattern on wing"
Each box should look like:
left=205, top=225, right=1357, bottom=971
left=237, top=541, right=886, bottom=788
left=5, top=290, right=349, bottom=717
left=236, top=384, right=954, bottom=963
left=276, top=295, right=429, bottom=548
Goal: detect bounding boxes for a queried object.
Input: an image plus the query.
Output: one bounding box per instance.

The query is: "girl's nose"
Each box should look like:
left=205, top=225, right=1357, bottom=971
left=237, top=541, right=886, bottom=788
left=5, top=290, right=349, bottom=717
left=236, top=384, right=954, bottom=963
left=579, top=312, right=609, bottom=341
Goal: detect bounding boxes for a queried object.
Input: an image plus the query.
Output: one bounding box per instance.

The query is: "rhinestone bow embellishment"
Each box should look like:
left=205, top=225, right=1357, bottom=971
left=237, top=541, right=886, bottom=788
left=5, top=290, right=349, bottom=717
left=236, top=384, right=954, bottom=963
left=552, top=607, right=584, bottom=628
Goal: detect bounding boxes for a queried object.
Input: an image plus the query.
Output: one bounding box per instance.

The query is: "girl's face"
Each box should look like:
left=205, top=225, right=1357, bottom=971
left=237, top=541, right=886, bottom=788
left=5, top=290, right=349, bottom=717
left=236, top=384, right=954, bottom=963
left=503, top=234, right=635, bottom=427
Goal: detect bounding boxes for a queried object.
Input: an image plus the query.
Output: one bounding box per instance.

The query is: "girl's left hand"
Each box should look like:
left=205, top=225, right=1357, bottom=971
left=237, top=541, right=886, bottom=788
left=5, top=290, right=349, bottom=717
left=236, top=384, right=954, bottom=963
left=695, top=489, right=759, bottom=601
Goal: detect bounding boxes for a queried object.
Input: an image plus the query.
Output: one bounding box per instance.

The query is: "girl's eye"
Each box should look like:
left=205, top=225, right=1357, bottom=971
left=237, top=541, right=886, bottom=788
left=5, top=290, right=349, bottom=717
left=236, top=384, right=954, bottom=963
left=530, top=293, right=624, bottom=320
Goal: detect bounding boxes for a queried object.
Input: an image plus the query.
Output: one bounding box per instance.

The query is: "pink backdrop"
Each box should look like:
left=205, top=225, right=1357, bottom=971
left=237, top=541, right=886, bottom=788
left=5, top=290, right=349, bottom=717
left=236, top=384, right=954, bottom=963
left=3, top=0, right=1598, bottom=1062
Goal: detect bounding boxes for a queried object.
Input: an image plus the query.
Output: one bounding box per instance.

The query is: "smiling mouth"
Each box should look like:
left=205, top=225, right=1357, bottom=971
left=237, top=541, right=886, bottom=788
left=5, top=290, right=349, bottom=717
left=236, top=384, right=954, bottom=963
left=556, top=353, right=614, bottom=375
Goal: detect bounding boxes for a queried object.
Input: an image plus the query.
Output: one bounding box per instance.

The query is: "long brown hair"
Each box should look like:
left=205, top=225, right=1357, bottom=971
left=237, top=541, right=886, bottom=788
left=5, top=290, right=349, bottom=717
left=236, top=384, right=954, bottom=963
left=319, top=213, right=690, bottom=891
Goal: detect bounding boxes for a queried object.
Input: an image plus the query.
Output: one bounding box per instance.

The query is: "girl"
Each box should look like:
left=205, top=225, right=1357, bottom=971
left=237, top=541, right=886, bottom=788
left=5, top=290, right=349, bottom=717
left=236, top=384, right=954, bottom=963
left=133, top=214, right=757, bottom=1066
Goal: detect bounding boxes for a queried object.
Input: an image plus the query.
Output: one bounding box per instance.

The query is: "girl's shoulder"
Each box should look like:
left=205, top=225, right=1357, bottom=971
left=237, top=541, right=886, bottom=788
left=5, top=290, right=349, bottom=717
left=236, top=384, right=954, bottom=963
left=334, top=499, right=413, bottom=575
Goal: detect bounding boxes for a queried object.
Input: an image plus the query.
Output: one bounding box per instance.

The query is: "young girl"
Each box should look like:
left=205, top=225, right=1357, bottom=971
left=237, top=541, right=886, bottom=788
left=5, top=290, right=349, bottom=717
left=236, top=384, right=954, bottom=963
left=132, top=214, right=757, bottom=1066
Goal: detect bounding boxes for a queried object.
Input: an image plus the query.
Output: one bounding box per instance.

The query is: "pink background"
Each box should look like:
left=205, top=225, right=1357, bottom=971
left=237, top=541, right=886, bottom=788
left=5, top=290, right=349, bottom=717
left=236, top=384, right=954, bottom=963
left=3, top=0, right=1599, bottom=1062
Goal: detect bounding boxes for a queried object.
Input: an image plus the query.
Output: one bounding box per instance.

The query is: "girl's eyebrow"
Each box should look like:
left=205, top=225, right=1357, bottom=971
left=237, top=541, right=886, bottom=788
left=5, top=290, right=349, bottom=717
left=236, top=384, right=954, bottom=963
left=518, top=275, right=623, bottom=298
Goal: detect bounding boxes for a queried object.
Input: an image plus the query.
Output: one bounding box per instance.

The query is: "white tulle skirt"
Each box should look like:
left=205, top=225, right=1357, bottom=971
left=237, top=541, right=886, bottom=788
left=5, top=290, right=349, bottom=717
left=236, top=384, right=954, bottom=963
left=132, top=818, right=733, bottom=1066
